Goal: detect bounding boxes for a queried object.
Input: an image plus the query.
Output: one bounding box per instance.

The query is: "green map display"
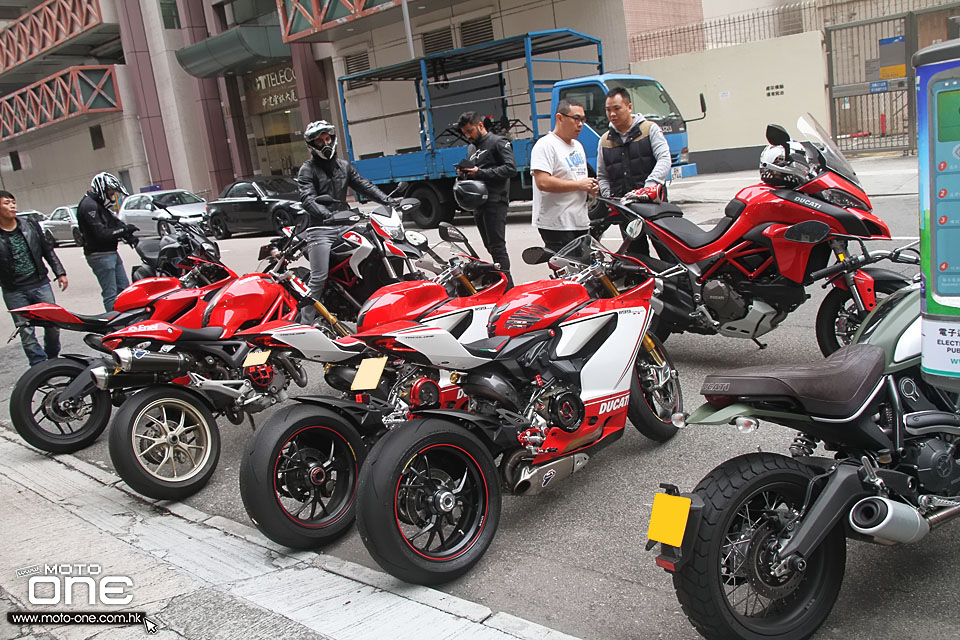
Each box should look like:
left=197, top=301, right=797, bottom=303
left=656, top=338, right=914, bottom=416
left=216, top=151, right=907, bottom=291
left=938, top=88, right=960, bottom=142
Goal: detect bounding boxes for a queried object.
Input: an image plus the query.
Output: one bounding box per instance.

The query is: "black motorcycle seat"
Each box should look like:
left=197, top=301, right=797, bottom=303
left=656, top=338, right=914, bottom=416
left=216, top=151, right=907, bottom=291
left=700, top=343, right=885, bottom=418
left=627, top=202, right=684, bottom=221
left=137, top=237, right=161, bottom=260
left=462, top=335, right=509, bottom=358
left=654, top=215, right=734, bottom=249
left=178, top=326, right=225, bottom=341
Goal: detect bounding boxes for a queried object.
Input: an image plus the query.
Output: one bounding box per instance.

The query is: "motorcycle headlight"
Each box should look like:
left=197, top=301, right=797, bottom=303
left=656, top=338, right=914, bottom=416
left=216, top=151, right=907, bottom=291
left=816, top=189, right=870, bottom=211
left=387, top=224, right=404, bottom=241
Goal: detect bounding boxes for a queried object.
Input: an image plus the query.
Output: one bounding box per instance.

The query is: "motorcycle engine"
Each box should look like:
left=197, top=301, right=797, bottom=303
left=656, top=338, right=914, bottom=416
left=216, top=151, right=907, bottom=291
left=900, top=437, right=960, bottom=493
left=534, top=384, right=585, bottom=433
left=702, top=280, right=747, bottom=321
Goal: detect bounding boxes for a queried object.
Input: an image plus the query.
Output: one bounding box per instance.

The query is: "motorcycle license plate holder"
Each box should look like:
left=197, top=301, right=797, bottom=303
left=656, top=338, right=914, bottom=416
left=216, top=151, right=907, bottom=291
left=647, top=491, right=704, bottom=573
left=352, top=356, right=388, bottom=391
left=242, top=349, right=271, bottom=367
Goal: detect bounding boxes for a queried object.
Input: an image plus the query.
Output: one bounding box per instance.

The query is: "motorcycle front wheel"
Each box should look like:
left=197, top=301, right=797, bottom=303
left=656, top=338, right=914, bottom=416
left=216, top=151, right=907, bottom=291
left=673, top=452, right=846, bottom=640
left=108, top=386, right=220, bottom=500
left=239, top=404, right=366, bottom=549
left=628, top=333, right=682, bottom=442
left=356, top=418, right=501, bottom=585
left=10, top=358, right=111, bottom=453
left=815, top=279, right=905, bottom=356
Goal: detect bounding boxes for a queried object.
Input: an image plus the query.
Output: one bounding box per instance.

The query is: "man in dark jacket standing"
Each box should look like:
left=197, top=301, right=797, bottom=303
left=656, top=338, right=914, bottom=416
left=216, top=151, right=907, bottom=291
left=77, top=172, right=137, bottom=311
left=0, top=190, right=69, bottom=365
left=457, top=112, right=516, bottom=283
left=296, top=120, right=398, bottom=323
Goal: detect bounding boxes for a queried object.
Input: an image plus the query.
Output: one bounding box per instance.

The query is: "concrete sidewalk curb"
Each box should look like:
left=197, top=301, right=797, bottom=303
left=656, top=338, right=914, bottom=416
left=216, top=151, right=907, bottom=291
left=0, top=429, right=581, bottom=640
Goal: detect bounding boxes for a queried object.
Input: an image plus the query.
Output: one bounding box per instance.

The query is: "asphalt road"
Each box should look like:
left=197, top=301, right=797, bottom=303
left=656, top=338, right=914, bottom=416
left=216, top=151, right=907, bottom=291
left=3, top=186, right=954, bottom=639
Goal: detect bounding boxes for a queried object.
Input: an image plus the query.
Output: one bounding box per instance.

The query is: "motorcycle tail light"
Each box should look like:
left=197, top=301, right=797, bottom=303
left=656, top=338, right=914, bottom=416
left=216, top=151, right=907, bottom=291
left=372, top=337, right=416, bottom=354
left=251, top=335, right=288, bottom=348
left=102, top=338, right=121, bottom=350
left=705, top=394, right=735, bottom=409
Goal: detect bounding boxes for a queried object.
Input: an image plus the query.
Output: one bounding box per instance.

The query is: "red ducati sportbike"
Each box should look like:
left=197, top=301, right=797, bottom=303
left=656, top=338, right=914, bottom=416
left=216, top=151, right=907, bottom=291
left=352, top=235, right=683, bottom=585
left=599, top=114, right=917, bottom=355
left=7, top=254, right=237, bottom=454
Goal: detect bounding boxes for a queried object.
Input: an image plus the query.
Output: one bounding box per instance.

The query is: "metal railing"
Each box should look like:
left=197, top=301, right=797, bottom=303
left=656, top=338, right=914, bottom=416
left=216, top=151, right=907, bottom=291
left=0, top=65, right=121, bottom=141
left=0, top=0, right=103, bottom=78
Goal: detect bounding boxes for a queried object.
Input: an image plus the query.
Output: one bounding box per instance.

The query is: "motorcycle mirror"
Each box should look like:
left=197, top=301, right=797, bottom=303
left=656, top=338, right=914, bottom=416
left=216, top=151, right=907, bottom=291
left=438, top=223, right=468, bottom=245
left=405, top=230, right=428, bottom=248
left=766, top=124, right=790, bottom=147
left=314, top=194, right=337, bottom=205
left=625, top=219, right=644, bottom=239
left=784, top=220, right=831, bottom=244
left=522, top=246, right=554, bottom=265
left=391, top=181, right=409, bottom=196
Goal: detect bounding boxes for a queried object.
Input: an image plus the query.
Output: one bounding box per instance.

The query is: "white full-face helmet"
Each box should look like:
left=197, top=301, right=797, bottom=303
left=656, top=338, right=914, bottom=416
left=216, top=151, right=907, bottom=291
left=304, top=120, right=338, bottom=161
left=758, top=141, right=815, bottom=187
left=90, top=172, right=129, bottom=210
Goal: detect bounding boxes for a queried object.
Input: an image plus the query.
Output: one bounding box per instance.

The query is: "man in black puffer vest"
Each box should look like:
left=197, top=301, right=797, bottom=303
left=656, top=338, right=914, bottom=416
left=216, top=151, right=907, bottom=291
left=457, top=111, right=516, bottom=285
left=597, top=87, right=672, bottom=255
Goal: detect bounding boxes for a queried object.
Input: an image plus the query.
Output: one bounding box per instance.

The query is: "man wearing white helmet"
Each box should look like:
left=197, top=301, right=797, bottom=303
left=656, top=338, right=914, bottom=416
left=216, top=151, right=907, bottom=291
left=77, top=172, right=138, bottom=310
left=296, top=120, right=398, bottom=323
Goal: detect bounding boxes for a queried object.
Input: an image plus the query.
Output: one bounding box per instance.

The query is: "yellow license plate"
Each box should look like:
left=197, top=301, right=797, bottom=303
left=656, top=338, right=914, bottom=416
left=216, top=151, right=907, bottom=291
left=242, top=349, right=271, bottom=367
left=646, top=492, right=692, bottom=548
left=352, top=356, right=388, bottom=391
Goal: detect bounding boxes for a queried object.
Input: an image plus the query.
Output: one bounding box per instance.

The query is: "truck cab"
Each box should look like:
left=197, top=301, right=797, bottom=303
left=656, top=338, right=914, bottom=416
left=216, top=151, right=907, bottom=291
left=552, top=74, right=698, bottom=180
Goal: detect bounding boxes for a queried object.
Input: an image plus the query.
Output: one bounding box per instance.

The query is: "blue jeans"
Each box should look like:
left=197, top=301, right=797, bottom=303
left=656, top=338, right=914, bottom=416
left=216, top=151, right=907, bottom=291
left=3, top=282, right=60, bottom=366
left=300, top=226, right=340, bottom=324
left=86, top=252, right=129, bottom=311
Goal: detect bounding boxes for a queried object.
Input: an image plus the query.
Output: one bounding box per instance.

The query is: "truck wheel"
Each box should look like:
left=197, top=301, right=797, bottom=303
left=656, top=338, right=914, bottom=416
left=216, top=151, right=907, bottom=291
left=409, top=186, right=444, bottom=228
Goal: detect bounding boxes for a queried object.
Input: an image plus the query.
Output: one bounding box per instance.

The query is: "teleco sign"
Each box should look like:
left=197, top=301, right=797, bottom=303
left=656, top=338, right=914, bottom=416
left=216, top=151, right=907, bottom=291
left=245, top=65, right=298, bottom=115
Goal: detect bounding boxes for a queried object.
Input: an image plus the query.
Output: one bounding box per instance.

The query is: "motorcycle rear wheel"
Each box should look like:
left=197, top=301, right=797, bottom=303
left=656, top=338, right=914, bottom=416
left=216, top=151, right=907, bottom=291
left=356, top=418, right=501, bottom=585
left=108, top=387, right=220, bottom=501
left=628, top=333, right=681, bottom=442
left=10, top=358, right=111, bottom=453
left=815, top=279, right=905, bottom=356
left=239, top=404, right=366, bottom=549
left=673, top=452, right=845, bottom=640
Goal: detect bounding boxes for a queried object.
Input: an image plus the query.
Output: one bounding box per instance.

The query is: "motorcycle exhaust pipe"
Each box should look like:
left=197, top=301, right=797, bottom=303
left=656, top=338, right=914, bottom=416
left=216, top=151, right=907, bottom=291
left=112, top=347, right=193, bottom=373
left=513, top=453, right=589, bottom=496
left=90, top=366, right=161, bottom=391
left=849, top=496, right=929, bottom=544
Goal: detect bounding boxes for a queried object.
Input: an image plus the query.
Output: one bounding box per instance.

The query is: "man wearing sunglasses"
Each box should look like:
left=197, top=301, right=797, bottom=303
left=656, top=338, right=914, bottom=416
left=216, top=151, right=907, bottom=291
left=530, top=100, right=599, bottom=252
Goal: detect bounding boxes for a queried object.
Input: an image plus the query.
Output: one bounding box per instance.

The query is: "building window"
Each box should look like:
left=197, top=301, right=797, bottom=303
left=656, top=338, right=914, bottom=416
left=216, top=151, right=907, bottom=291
left=90, top=125, right=105, bottom=150
left=460, top=16, right=494, bottom=47
left=422, top=27, right=454, bottom=55
left=344, top=51, right=371, bottom=90
left=159, top=0, right=181, bottom=29
left=9, top=151, right=20, bottom=171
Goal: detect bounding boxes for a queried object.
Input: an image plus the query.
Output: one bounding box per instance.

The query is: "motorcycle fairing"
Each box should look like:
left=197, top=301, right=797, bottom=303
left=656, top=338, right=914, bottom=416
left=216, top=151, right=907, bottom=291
left=104, top=320, right=185, bottom=343
left=201, top=274, right=297, bottom=336
left=357, top=281, right=450, bottom=331
left=487, top=281, right=591, bottom=338
left=113, top=276, right=183, bottom=311
left=340, top=229, right=373, bottom=278
left=237, top=320, right=364, bottom=362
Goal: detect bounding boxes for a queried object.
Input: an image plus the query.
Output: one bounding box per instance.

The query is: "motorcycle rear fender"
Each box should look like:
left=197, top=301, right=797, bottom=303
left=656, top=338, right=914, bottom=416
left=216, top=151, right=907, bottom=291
left=653, top=492, right=704, bottom=573
left=293, top=395, right=384, bottom=435
left=686, top=401, right=806, bottom=426
left=409, top=408, right=516, bottom=453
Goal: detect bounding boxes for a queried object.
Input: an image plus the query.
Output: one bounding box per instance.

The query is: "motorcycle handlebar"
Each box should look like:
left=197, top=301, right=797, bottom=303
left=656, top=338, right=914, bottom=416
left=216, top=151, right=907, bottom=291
left=463, top=261, right=500, bottom=277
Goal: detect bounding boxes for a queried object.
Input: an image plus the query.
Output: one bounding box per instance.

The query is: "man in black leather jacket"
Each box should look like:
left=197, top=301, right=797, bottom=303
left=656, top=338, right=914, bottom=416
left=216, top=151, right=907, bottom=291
left=296, top=120, right=397, bottom=323
left=77, top=172, right=138, bottom=311
left=457, top=111, right=516, bottom=284
left=0, top=190, right=69, bottom=365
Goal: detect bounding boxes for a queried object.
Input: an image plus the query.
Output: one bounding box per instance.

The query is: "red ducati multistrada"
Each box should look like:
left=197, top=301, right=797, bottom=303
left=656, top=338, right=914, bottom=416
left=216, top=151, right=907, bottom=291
left=597, top=114, right=917, bottom=355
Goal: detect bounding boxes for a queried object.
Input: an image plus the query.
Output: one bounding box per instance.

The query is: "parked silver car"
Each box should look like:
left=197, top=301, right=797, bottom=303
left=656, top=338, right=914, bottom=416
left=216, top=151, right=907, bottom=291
left=40, top=206, right=81, bottom=246
left=119, top=189, right=207, bottom=237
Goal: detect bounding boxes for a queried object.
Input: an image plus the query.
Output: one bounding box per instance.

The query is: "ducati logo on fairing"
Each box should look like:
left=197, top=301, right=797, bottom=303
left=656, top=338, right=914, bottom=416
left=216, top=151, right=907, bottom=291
left=795, top=197, right=823, bottom=211
left=598, top=396, right=629, bottom=414
left=542, top=469, right=557, bottom=487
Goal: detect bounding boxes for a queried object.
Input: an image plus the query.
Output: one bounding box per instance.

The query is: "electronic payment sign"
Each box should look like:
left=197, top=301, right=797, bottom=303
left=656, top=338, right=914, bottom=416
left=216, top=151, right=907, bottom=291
left=917, top=40, right=960, bottom=389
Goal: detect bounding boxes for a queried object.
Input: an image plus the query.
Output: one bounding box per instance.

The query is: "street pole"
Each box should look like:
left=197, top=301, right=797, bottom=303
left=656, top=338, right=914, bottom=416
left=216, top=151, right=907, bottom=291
left=400, top=0, right=415, bottom=59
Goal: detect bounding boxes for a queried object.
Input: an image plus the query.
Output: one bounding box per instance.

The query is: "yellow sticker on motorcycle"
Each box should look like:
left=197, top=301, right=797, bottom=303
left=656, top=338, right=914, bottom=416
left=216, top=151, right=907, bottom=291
left=352, top=356, right=388, bottom=390
left=647, top=492, right=692, bottom=548
left=242, top=349, right=271, bottom=367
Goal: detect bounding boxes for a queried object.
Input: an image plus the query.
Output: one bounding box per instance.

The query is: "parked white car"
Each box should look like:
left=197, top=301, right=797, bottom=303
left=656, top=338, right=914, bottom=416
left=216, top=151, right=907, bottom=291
left=119, top=189, right=207, bottom=237
left=41, top=206, right=81, bottom=246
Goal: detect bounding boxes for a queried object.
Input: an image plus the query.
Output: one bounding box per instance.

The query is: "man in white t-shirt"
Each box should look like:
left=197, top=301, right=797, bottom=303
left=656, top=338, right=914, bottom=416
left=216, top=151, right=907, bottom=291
left=530, top=100, right=600, bottom=252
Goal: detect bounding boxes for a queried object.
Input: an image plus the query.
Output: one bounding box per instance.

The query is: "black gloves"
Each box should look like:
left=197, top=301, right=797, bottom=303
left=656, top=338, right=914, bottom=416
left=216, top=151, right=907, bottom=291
left=387, top=199, right=403, bottom=210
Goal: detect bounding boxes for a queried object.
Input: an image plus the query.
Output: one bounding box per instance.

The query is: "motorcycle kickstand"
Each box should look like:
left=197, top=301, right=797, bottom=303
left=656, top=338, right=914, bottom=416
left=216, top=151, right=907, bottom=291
left=752, top=338, right=767, bottom=349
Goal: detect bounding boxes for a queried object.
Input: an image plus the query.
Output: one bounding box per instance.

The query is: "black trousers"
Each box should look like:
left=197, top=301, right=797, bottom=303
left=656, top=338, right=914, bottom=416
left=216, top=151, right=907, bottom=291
left=473, top=200, right=510, bottom=273
left=538, top=228, right=583, bottom=253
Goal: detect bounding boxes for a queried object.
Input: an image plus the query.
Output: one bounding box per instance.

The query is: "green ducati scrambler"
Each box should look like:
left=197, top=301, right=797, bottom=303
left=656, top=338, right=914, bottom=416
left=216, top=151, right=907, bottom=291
left=647, top=270, right=960, bottom=639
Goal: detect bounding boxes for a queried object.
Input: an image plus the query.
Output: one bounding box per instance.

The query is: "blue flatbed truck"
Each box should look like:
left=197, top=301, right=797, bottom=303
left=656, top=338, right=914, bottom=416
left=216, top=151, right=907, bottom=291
left=337, top=29, right=705, bottom=227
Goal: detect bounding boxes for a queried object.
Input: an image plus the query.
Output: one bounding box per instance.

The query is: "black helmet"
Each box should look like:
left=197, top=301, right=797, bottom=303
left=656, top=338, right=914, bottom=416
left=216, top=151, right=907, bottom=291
left=453, top=180, right=488, bottom=212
